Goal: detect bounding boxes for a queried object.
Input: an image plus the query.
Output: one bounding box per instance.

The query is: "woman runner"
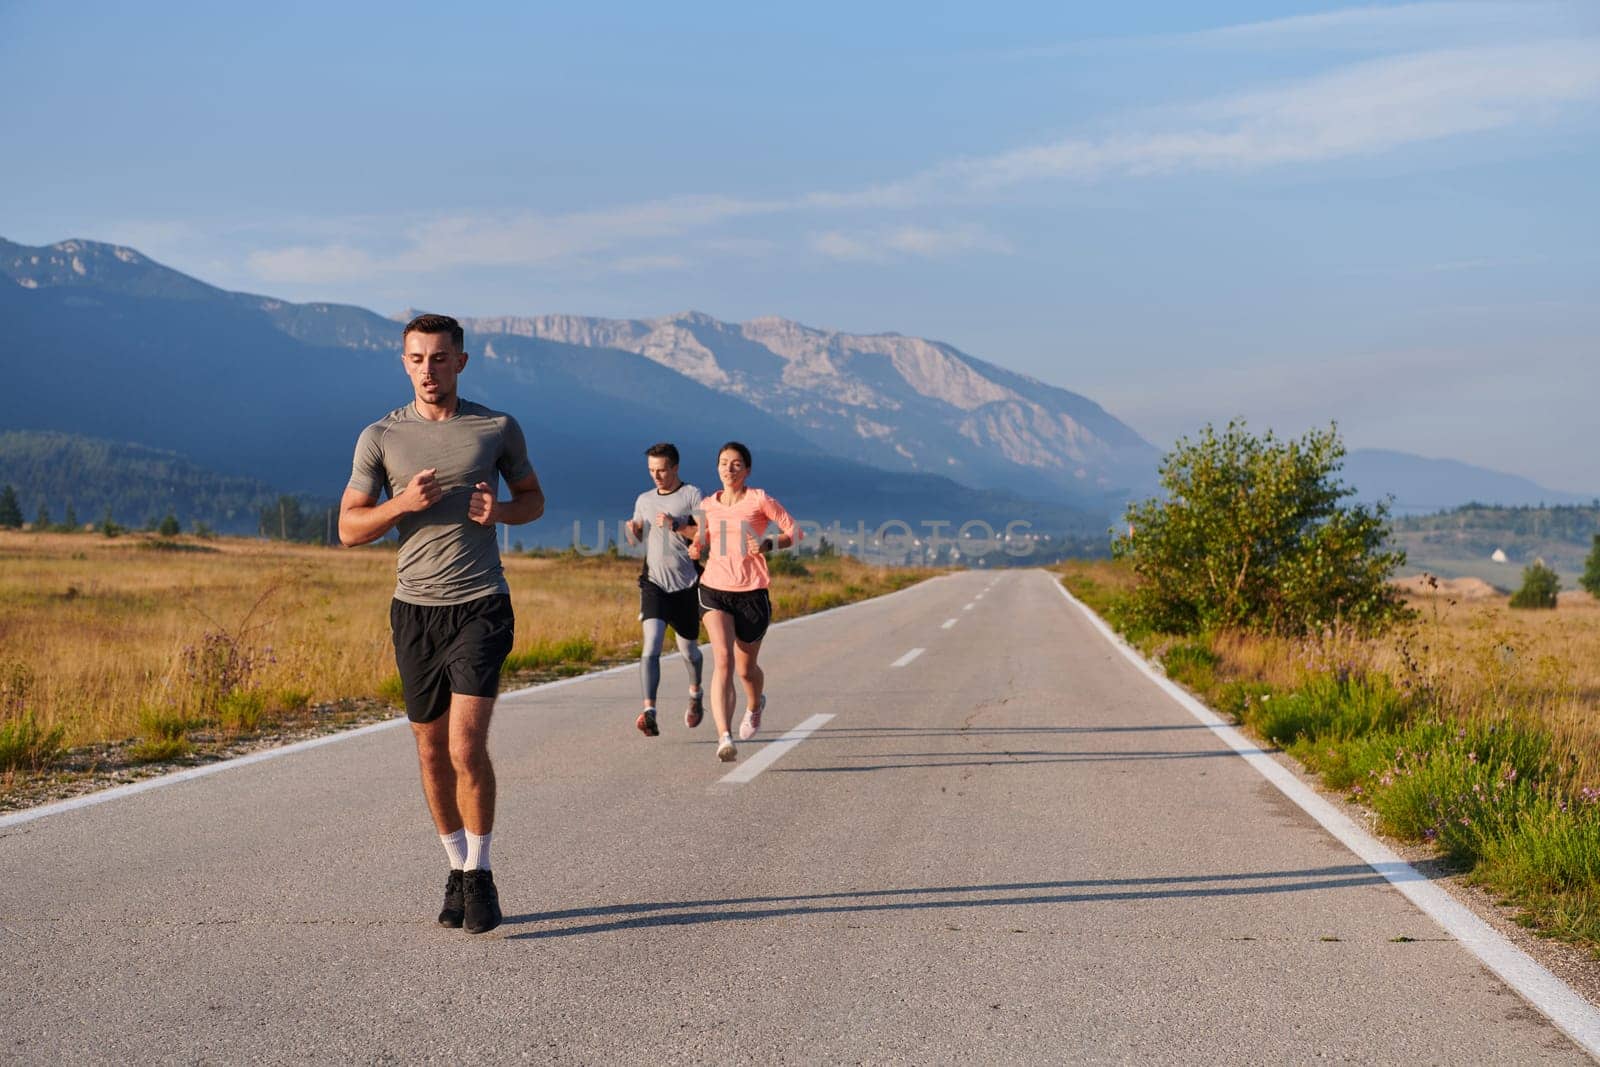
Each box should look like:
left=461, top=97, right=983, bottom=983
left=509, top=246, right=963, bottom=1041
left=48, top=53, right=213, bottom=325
left=691, top=441, right=802, bottom=762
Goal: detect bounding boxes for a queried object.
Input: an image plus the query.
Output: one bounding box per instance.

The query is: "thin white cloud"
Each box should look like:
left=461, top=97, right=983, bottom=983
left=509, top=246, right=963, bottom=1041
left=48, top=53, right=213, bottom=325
left=812, top=224, right=1013, bottom=263
left=247, top=243, right=384, bottom=284
left=244, top=37, right=1600, bottom=284
left=611, top=253, right=691, bottom=273
left=1010, top=2, right=1591, bottom=58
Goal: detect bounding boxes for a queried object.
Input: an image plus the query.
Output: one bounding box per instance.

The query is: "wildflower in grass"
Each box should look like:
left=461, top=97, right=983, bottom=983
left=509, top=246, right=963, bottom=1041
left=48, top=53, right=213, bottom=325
left=1423, top=827, right=1438, bottom=841
left=1580, top=787, right=1600, bottom=805
left=1380, top=773, right=1394, bottom=787
left=1467, top=751, right=1477, bottom=763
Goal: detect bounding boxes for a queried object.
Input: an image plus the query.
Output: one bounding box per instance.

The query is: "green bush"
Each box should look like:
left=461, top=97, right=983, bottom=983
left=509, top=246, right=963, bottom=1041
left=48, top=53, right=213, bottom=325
left=1245, top=673, right=1410, bottom=748
left=1583, top=535, right=1600, bottom=599
left=1160, top=641, right=1219, bottom=688
left=217, top=690, right=266, bottom=733
left=502, top=636, right=597, bottom=674
left=766, top=552, right=811, bottom=577
left=1113, top=421, right=1407, bottom=636
left=0, top=713, right=65, bottom=772
left=377, top=674, right=406, bottom=704
left=137, top=704, right=200, bottom=741
left=1509, top=560, right=1560, bottom=610
left=128, top=736, right=191, bottom=763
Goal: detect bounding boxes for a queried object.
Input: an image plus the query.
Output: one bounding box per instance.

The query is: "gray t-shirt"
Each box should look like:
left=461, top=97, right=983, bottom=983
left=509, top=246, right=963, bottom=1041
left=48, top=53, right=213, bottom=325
left=633, top=482, right=703, bottom=593
left=348, top=399, right=535, bottom=606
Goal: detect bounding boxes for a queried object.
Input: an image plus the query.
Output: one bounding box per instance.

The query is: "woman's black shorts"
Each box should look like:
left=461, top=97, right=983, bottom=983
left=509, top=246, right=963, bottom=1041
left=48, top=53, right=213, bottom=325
left=697, top=586, right=772, bottom=644
left=390, top=594, right=515, bottom=724
left=639, top=574, right=702, bottom=640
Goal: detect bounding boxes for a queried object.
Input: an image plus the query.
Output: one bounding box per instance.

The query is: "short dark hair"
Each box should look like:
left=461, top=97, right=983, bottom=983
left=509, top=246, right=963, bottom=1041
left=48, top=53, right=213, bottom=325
left=718, top=440, right=752, bottom=469
left=403, top=313, right=464, bottom=350
left=645, top=442, right=680, bottom=466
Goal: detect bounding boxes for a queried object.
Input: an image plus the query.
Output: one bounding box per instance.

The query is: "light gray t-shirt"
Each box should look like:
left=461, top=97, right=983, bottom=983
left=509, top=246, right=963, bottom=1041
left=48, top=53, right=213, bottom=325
left=633, top=482, right=703, bottom=593
left=348, top=399, right=535, bottom=606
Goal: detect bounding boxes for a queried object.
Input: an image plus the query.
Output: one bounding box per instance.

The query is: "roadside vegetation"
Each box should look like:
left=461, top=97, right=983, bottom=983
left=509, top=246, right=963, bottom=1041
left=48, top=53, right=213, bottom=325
left=1063, top=421, right=1600, bottom=954
left=0, top=529, right=930, bottom=804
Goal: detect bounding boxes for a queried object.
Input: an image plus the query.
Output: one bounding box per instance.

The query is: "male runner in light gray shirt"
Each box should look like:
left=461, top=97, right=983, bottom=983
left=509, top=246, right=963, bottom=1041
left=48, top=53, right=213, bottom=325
left=339, top=313, right=544, bottom=936
left=625, top=442, right=705, bottom=737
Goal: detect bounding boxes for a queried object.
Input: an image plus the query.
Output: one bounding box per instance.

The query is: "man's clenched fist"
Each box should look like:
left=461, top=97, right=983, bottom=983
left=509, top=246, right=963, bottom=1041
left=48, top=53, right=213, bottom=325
left=468, top=481, right=498, bottom=527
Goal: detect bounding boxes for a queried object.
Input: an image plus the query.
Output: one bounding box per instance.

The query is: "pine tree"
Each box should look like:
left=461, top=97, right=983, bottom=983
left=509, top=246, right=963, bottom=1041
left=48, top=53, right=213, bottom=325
left=0, top=485, right=22, bottom=528
left=1582, top=535, right=1600, bottom=598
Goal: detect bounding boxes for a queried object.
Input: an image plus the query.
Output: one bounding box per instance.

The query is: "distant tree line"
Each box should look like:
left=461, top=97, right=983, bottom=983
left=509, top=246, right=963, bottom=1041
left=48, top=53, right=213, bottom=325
left=0, top=431, right=332, bottom=539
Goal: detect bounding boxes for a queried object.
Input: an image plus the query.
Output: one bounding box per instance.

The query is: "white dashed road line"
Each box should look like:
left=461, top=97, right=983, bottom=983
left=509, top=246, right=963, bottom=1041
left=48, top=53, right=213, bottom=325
left=891, top=648, right=925, bottom=668
left=941, top=619, right=958, bottom=629
left=716, top=713, right=835, bottom=785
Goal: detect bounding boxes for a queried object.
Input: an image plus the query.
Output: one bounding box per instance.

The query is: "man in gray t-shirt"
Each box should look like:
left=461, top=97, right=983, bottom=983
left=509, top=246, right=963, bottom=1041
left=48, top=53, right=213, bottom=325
left=624, top=442, right=704, bottom=737
left=339, top=313, right=544, bottom=936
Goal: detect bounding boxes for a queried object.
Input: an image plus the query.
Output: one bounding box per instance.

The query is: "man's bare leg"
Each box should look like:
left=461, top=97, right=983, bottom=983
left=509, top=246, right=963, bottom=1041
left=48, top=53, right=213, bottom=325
left=446, top=694, right=496, bottom=835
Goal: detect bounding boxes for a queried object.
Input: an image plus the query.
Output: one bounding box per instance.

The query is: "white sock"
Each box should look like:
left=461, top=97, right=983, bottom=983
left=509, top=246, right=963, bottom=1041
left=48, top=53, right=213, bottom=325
left=440, top=829, right=468, bottom=870
left=465, top=831, right=492, bottom=872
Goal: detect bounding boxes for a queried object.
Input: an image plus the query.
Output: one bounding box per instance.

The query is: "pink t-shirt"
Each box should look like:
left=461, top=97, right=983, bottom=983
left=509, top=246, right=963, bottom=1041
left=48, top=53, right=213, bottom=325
left=695, top=487, right=802, bottom=592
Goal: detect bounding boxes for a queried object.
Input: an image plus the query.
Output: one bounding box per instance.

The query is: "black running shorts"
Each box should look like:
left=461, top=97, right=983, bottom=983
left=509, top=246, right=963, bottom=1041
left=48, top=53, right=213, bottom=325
left=390, top=594, right=515, bottom=724
left=639, top=574, right=702, bottom=640
left=697, top=586, right=772, bottom=645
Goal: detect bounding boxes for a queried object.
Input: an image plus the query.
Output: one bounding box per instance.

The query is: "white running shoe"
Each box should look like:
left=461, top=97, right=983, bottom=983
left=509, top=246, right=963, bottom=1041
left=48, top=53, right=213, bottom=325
left=738, top=693, right=766, bottom=741
left=717, top=735, right=738, bottom=762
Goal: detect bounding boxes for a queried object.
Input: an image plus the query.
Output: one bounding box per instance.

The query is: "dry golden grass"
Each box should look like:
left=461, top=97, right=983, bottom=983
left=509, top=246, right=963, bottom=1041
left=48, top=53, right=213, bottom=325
left=1057, top=559, right=1600, bottom=783
left=0, top=530, right=931, bottom=752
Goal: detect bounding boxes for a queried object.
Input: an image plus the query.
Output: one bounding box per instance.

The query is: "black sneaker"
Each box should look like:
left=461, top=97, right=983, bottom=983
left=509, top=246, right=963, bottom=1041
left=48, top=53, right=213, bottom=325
left=463, top=869, right=503, bottom=934
left=636, top=709, right=659, bottom=737
left=438, top=869, right=464, bottom=928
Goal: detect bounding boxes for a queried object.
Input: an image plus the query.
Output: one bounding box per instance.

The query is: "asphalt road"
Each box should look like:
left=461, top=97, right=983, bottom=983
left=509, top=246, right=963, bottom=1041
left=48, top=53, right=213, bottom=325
left=1, top=569, right=1591, bottom=1064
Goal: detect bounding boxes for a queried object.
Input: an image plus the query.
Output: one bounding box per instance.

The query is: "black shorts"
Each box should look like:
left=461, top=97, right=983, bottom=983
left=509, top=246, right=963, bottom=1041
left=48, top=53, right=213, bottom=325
left=698, top=586, right=772, bottom=645
left=390, top=594, right=515, bottom=724
left=639, top=574, right=702, bottom=640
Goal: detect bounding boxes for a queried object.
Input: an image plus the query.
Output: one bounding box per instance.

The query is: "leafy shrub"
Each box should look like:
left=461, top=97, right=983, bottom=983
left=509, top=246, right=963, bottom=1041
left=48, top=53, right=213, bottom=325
left=1113, top=421, right=1407, bottom=636
left=137, top=704, right=200, bottom=741
left=1245, top=673, right=1410, bottom=747
left=1509, top=561, right=1560, bottom=610
left=1160, top=641, right=1219, bottom=688
left=1583, top=535, right=1600, bottom=599
left=217, top=690, right=266, bottom=733
left=766, top=552, right=811, bottom=577
left=128, top=736, right=191, bottom=762
left=0, top=713, right=65, bottom=773
left=503, top=636, right=597, bottom=674
left=377, top=674, right=406, bottom=704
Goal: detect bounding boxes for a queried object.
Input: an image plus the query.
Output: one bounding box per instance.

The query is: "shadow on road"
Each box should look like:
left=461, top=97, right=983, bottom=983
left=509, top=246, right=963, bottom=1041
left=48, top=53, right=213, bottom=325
left=504, top=864, right=1390, bottom=940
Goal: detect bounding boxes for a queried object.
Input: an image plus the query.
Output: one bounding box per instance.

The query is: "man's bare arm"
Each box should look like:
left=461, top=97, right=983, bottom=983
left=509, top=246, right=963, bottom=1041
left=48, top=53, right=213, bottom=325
left=339, top=468, right=441, bottom=546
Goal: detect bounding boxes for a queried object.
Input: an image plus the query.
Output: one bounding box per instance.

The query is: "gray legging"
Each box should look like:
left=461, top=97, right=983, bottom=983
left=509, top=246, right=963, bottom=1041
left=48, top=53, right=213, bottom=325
left=640, top=618, right=704, bottom=703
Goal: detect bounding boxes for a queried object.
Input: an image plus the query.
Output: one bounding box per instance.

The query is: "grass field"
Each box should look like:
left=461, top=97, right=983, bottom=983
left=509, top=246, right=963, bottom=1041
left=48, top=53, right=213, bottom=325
left=0, top=530, right=932, bottom=793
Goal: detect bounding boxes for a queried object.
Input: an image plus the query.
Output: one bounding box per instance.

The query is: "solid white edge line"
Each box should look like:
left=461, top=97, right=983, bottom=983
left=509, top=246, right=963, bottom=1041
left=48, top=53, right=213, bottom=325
left=2, top=572, right=968, bottom=829
left=1048, top=572, right=1600, bottom=1056
left=0, top=717, right=408, bottom=831
left=891, top=647, right=925, bottom=668
left=718, top=713, right=835, bottom=785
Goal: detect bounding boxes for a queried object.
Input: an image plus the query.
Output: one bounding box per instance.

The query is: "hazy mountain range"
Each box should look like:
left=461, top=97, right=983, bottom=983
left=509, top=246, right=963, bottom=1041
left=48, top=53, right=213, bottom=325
left=2, top=235, right=1588, bottom=542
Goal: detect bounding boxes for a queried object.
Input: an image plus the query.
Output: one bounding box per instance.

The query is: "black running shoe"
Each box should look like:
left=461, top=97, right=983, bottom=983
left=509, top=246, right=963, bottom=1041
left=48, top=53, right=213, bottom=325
left=463, top=869, right=503, bottom=934
left=636, top=709, right=659, bottom=737
left=438, top=869, right=465, bottom=928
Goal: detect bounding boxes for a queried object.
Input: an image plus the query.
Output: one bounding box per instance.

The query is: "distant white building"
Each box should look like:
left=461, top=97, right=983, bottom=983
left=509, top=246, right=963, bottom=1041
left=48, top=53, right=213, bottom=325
left=1491, top=548, right=1508, bottom=563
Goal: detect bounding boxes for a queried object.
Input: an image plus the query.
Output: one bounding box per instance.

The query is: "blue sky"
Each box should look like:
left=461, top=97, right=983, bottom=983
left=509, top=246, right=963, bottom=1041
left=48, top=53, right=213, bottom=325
left=4, top=1, right=1598, bottom=491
